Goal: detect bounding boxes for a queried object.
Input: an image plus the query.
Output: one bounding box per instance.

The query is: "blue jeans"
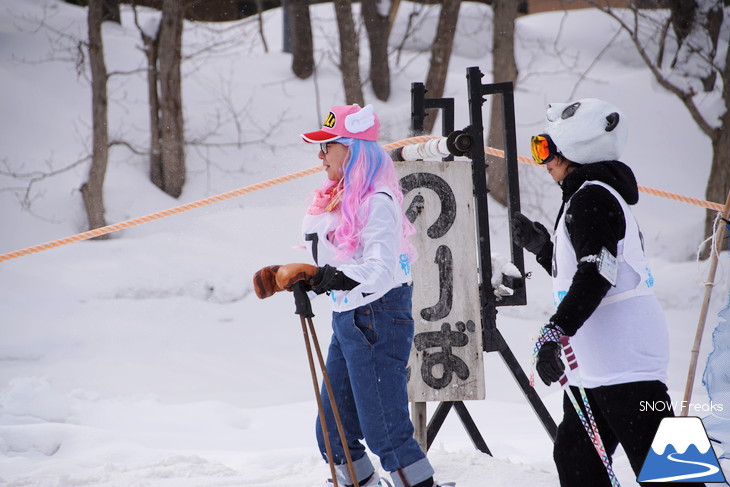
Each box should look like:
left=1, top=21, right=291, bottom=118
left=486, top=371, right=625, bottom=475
left=316, top=284, right=434, bottom=487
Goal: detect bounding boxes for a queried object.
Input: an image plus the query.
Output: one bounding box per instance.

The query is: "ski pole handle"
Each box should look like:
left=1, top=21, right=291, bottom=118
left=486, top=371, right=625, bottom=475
left=292, top=281, right=314, bottom=318
left=561, top=337, right=579, bottom=371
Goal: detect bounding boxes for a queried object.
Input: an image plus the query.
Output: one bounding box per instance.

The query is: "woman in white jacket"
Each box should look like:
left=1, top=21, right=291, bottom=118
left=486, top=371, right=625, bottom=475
left=254, top=104, right=444, bottom=487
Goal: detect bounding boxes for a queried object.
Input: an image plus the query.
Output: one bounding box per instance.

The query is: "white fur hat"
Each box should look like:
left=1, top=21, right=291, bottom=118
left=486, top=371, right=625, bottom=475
left=543, top=98, right=628, bottom=164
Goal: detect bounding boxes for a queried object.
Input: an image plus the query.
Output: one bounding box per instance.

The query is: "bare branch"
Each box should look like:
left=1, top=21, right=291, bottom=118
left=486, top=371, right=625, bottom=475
left=0, top=154, right=91, bottom=212
left=588, top=2, right=715, bottom=137
left=109, top=139, right=147, bottom=155
left=107, top=67, right=147, bottom=78
left=656, top=15, right=671, bottom=67
left=391, top=3, right=430, bottom=68
left=569, top=26, right=623, bottom=100
left=0, top=155, right=89, bottom=180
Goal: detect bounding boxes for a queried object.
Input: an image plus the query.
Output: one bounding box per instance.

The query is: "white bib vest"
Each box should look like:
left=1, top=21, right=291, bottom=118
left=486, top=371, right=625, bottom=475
left=301, top=187, right=412, bottom=312
left=553, top=180, right=655, bottom=307
left=552, top=180, right=669, bottom=387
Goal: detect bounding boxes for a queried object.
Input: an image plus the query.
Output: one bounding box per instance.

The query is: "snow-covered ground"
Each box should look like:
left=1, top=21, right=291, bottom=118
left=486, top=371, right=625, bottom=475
left=0, top=0, right=727, bottom=485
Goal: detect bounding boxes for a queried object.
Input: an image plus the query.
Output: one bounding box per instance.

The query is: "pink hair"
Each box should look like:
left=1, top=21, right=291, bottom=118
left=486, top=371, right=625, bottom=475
left=316, top=138, right=416, bottom=262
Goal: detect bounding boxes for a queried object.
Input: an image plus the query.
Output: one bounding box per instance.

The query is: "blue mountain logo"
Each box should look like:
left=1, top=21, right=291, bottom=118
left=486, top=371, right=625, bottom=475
left=638, top=417, right=726, bottom=483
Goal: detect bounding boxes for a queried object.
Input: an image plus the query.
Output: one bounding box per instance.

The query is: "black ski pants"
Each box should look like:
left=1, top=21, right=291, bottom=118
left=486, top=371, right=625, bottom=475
left=554, top=380, right=706, bottom=487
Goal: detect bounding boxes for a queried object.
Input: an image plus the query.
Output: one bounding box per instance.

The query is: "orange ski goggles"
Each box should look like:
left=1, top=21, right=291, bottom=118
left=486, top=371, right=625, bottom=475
left=530, top=134, right=558, bottom=164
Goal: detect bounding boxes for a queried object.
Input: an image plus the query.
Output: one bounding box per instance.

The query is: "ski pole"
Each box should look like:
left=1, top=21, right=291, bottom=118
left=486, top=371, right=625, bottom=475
left=295, top=296, right=339, bottom=486
left=559, top=337, right=621, bottom=487
left=293, top=282, right=359, bottom=487
left=529, top=328, right=620, bottom=486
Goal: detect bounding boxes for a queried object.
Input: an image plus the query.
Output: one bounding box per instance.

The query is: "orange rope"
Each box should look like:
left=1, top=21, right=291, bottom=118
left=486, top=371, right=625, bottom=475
left=0, top=164, right=323, bottom=263
left=482, top=144, right=724, bottom=211
left=0, top=136, right=722, bottom=263
left=638, top=185, right=723, bottom=211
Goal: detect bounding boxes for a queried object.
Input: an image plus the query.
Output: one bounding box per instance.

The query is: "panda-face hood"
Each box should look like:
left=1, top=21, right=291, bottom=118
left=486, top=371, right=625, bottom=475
left=562, top=160, right=639, bottom=205
left=544, top=98, right=628, bottom=164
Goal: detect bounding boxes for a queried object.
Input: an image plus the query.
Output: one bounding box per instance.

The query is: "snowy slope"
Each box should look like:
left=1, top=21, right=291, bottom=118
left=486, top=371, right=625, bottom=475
left=0, top=0, right=726, bottom=485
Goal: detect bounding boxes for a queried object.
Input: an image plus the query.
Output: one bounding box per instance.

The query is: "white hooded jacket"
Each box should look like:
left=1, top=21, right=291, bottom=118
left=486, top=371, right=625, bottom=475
left=301, top=187, right=412, bottom=312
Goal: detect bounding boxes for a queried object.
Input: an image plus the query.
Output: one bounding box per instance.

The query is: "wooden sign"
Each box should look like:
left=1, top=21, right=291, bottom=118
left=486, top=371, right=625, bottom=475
left=397, top=160, right=486, bottom=402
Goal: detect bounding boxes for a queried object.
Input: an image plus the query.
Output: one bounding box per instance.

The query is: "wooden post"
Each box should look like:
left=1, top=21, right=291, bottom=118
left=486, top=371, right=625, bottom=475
left=412, top=402, right=427, bottom=452
left=681, top=190, right=730, bottom=416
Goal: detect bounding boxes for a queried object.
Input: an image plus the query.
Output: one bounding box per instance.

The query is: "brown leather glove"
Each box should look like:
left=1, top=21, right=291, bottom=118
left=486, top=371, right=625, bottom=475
left=275, top=263, right=319, bottom=290
left=253, top=265, right=283, bottom=299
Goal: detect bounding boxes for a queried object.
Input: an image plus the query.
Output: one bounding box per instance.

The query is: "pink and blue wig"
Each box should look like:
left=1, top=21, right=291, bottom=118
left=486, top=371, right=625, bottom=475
left=319, top=137, right=416, bottom=261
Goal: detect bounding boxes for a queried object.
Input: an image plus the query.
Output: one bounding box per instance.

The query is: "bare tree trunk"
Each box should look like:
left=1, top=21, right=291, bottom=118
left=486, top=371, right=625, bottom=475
left=81, top=0, right=110, bottom=237
left=139, top=19, right=162, bottom=189
left=700, top=5, right=723, bottom=92
left=158, top=0, right=185, bottom=198
left=423, top=0, right=461, bottom=134
left=287, top=0, right=313, bottom=79
left=486, top=0, right=518, bottom=207
left=333, top=0, right=364, bottom=106
left=255, top=0, right=269, bottom=53
left=362, top=0, right=390, bottom=101
left=706, top=127, right=730, bottom=241
left=704, top=42, right=730, bottom=254
left=666, top=0, right=697, bottom=48
left=102, top=0, right=121, bottom=23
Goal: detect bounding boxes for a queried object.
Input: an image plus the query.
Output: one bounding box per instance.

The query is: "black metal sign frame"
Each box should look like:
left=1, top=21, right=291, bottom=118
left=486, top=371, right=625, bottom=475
left=408, top=69, right=558, bottom=450
left=410, top=83, right=454, bottom=163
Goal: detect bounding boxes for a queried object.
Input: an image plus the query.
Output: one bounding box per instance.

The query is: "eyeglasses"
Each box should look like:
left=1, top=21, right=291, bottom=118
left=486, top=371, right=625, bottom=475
left=320, top=142, right=342, bottom=155
left=530, top=134, right=558, bottom=164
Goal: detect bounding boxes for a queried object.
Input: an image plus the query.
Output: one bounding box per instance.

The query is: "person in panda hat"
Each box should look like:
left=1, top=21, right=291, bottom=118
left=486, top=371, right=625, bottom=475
left=512, top=99, right=703, bottom=487
left=253, top=105, right=450, bottom=487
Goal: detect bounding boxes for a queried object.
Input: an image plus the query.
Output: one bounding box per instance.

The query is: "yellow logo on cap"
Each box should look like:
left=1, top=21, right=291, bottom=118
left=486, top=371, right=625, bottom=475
left=323, top=111, right=336, bottom=129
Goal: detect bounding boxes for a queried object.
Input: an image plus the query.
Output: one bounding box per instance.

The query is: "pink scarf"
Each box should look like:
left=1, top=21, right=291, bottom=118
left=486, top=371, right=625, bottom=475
left=307, top=181, right=343, bottom=215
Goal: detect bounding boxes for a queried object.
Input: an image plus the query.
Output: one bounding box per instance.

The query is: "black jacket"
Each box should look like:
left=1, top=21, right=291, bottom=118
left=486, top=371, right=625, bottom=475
left=536, top=161, right=640, bottom=336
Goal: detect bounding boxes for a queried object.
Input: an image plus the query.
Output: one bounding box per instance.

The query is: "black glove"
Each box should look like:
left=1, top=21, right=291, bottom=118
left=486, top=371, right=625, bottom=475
left=311, top=265, right=337, bottom=294
left=310, top=264, right=360, bottom=294
left=511, top=212, right=550, bottom=255
left=536, top=341, right=565, bottom=386
left=292, top=281, right=314, bottom=318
